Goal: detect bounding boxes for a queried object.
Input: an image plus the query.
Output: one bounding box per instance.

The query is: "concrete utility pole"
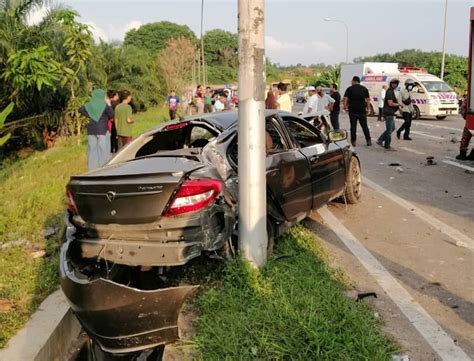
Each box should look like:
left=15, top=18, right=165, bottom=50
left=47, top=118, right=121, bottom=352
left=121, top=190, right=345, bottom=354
left=201, top=0, right=206, bottom=87
left=440, top=0, right=448, bottom=79
left=237, top=0, right=267, bottom=267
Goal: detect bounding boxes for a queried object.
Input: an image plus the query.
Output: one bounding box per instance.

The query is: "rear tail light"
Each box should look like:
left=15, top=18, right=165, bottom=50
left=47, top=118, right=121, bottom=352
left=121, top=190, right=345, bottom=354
left=164, top=179, right=222, bottom=216
left=66, top=190, right=78, bottom=215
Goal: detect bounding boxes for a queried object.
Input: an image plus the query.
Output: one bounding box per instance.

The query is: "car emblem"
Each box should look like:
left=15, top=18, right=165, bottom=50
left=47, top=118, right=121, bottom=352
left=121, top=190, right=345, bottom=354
left=106, top=191, right=116, bottom=202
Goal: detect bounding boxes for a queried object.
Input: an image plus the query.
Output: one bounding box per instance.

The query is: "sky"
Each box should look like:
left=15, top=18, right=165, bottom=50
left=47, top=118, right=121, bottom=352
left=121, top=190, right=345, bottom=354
left=30, top=0, right=473, bottom=66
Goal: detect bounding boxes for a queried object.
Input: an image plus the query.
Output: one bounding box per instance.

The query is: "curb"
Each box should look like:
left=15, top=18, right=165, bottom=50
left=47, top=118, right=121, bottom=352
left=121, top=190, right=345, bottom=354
left=0, top=289, right=81, bottom=361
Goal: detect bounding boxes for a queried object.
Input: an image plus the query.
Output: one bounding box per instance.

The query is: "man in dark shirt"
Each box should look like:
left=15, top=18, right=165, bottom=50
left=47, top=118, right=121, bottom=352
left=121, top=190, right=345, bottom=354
left=343, top=76, right=372, bottom=146
left=329, top=83, right=341, bottom=130
left=377, top=79, right=401, bottom=151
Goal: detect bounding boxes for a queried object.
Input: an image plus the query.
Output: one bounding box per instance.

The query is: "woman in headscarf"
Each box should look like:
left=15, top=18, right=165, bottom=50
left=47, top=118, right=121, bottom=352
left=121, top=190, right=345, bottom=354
left=265, top=88, right=278, bottom=109
left=79, top=89, right=114, bottom=170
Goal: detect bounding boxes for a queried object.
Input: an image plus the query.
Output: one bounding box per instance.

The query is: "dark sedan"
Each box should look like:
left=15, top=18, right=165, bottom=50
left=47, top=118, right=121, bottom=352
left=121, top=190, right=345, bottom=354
left=60, top=110, right=361, bottom=355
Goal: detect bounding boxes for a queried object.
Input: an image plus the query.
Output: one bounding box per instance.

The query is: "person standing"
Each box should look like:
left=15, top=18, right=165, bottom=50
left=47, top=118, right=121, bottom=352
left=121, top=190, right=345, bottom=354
left=106, top=90, right=120, bottom=153
left=166, top=90, right=180, bottom=120
left=115, top=90, right=134, bottom=151
left=329, top=84, right=341, bottom=130
left=316, top=86, right=335, bottom=112
left=378, top=85, right=387, bottom=121
left=276, top=82, right=292, bottom=112
left=377, top=79, right=401, bottom=151
left=456, top=94, right=474, bottom=160
left=204, top=87, right=213, bottom=113
left=265, top=87, right=278, bottom=109
left=301, top=86, right=318, bottom=115
left=343, top=76, right=372, bottom=146
left=396, top=79, right=415, bottom=140
left=195, top=84, right=204, bottom=114
left=79, top=89, right=114, bottom=170
left=214, top=92, right=225, bottom=112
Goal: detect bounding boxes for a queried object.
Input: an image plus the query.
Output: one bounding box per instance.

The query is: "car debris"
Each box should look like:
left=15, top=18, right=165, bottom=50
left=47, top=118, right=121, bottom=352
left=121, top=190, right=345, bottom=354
left=388, top=163, right=401, bottom=166
left=425, top=156, right=437, bottom=166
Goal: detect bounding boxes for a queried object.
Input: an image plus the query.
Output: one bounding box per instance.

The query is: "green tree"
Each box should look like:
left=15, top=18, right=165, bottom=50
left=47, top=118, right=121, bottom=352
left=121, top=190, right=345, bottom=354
left=0, top=103, right=14, bottom=146
left=355, top=49, right=467, bottom=93
left=203, top=29, right=238, bottom=66
left=124, top=21, right=196, bottom=54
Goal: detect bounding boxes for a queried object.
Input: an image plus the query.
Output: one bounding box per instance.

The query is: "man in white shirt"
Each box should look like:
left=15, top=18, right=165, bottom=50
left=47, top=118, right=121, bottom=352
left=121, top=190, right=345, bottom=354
left=276, top=82, right=292, bottom=112
left=316, top=86, right=335, bottom=112
left=301, top=86, right=318, bottom=114
left=378, top=85, right=387, bottom=121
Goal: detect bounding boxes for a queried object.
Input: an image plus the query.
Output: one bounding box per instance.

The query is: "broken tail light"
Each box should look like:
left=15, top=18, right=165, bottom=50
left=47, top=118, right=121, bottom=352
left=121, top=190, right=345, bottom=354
left=66, top=189, right=78, bottom=215
left=164, top=179, right=222, bottom=216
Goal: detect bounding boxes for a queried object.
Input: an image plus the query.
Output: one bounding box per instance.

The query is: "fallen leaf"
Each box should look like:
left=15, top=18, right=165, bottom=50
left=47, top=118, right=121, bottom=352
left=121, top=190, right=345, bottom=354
left=0, top=299, right=14, bottom=313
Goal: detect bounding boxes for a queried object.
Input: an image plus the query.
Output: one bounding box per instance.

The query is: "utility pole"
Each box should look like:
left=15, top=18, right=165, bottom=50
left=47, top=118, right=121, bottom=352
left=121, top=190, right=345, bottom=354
left=237, top=0, right=267, bottom=267
left=440, top=0, right=448, bottom=79
left=201, top=0, right=206, bottom=87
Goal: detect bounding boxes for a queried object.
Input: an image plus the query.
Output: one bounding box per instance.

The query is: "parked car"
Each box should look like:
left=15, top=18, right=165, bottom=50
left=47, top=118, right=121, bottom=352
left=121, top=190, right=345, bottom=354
left=294, top=89, right=308, bottom=103
left=61, top=110, right=361, bottom=355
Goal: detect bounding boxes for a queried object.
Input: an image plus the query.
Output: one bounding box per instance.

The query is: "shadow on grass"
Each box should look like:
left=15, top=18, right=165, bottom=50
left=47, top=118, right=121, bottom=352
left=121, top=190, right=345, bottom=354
left=194, top=227, right=399, bottom=360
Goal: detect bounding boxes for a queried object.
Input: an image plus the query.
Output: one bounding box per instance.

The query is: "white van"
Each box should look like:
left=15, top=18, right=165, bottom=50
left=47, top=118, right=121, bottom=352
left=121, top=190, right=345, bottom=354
left=341, top=63, right=459, bottom=119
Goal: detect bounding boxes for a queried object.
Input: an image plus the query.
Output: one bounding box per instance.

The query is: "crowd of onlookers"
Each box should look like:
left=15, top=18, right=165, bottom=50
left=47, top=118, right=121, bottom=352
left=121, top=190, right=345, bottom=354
left=165, top=85, right=239, bottom=120
left=80, top=89, right=134, bottom=170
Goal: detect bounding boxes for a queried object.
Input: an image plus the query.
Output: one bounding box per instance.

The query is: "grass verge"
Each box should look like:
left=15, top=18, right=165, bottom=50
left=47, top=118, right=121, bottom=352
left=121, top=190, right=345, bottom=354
left=194, top=226, right=399, bottom=360
left=0, top=107, right=167, bottom=347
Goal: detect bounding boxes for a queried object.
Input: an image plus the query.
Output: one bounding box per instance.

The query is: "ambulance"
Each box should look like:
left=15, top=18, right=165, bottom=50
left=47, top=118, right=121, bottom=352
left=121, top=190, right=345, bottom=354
left=340, top=62, right=459, bottom=119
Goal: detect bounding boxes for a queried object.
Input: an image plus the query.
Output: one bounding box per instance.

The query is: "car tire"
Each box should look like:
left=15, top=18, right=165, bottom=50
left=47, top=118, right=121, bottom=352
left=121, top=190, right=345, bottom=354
left=436, top=115, right=447, bottom=120
left=344, top=157, right=362, bottom=204
left=413, top=105, right=421, bottom=120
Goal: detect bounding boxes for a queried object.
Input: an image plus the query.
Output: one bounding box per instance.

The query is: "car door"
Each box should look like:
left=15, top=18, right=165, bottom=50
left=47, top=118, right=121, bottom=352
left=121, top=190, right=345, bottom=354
left=265, top=116, right=312, bottom=222
left=280, top=115, right=346, bottom=209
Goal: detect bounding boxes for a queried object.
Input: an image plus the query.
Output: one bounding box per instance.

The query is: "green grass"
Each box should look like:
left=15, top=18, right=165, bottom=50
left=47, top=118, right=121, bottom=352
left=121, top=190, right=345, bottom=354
left=194, top=227, right=399, bottom=360
left=0, top=107, right=168, bottom=347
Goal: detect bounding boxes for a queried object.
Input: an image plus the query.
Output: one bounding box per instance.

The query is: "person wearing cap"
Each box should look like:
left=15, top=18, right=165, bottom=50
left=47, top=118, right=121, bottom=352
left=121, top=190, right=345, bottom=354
left=396, top=79, right=415, bottom=140
left=343, top=76, right=372, bottom=146
left=377, top=78, right=401, bottom=150
left=301, top=86, right=319, bottom=114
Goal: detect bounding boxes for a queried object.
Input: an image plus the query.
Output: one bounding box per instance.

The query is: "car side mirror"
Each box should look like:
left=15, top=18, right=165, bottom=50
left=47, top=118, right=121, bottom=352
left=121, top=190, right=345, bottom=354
left=328, top=130, right=347, bottom=142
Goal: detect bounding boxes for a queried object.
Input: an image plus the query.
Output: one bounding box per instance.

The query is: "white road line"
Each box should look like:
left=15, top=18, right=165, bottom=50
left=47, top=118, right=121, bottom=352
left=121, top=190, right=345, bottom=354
left=394, top=118, right=462, bottom=132
left=410, top=131, right=446, bottom=141
left=362, top=176, right=474, bottom=250
left=442, top=159, right=474, bottom=172
left=317, top=207, right=471, bottom=361
left=400, top=147, right=426, bottom=155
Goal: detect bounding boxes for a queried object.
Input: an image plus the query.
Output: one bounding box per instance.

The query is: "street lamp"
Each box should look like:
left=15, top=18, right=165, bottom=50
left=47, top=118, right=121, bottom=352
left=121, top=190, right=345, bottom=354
left=324, top=17, right=349, bottom=64
left=200, top=0, right=206, bottom=86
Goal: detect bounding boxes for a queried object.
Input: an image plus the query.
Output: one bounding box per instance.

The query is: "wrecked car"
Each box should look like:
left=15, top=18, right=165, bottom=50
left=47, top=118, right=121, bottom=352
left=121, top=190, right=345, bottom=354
left=60, top=110, right=362, bottom=355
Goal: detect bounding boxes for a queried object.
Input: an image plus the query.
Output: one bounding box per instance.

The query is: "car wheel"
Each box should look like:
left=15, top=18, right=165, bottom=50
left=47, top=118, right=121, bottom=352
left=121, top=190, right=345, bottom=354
left=344, top=157, right=362, bottom=204
left=436, top=115, right=447, bottom=120
left=413, top=105, right=421, bottom=120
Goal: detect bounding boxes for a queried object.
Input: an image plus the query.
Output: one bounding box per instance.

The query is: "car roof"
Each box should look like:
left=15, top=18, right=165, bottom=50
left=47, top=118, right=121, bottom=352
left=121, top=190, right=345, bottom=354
left=186, top=109, right=283, bottom=131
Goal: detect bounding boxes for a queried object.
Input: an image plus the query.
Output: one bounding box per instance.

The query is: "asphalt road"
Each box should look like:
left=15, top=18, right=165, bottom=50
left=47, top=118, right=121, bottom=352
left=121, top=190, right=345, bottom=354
left=294, top=103, right=474, bottom=360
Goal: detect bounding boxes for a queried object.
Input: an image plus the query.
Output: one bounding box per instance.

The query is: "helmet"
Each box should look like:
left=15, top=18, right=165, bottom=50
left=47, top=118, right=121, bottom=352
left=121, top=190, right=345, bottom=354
left=405, top=79, right=415, bottom=90
left=390, top=78, right=400, bottom=85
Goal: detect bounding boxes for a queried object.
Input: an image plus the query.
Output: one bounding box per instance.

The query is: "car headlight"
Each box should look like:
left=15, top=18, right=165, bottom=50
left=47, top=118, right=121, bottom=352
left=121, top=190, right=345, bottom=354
left=428, top=99, right=439, bottom=105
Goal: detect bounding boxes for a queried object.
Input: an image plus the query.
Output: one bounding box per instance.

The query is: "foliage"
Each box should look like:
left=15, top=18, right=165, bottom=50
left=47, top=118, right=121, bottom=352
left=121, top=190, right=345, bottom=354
left=355, top=49, right=467, bottom=94
left=124, top=21, right=196, bottom=54
left=195, top=227, right=398, bottom=359
left=311, top=65, right=341, bottom=88
left=0, top=103, right=14, bottom=146
left=203, top=29, right=238, bottom=67
left=2, top=46, right=63, bottom=99
left=157, top=37, right=195, bottom=95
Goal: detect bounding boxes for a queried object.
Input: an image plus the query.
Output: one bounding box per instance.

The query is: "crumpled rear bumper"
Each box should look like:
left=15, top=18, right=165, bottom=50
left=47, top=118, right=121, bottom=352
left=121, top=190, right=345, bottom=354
left=60, top=238, right=197, bottom=354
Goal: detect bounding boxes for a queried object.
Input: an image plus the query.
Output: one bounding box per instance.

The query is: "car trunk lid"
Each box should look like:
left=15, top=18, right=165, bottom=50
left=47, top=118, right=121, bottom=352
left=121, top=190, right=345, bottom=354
left=68, top=157, right=203, bottom=224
